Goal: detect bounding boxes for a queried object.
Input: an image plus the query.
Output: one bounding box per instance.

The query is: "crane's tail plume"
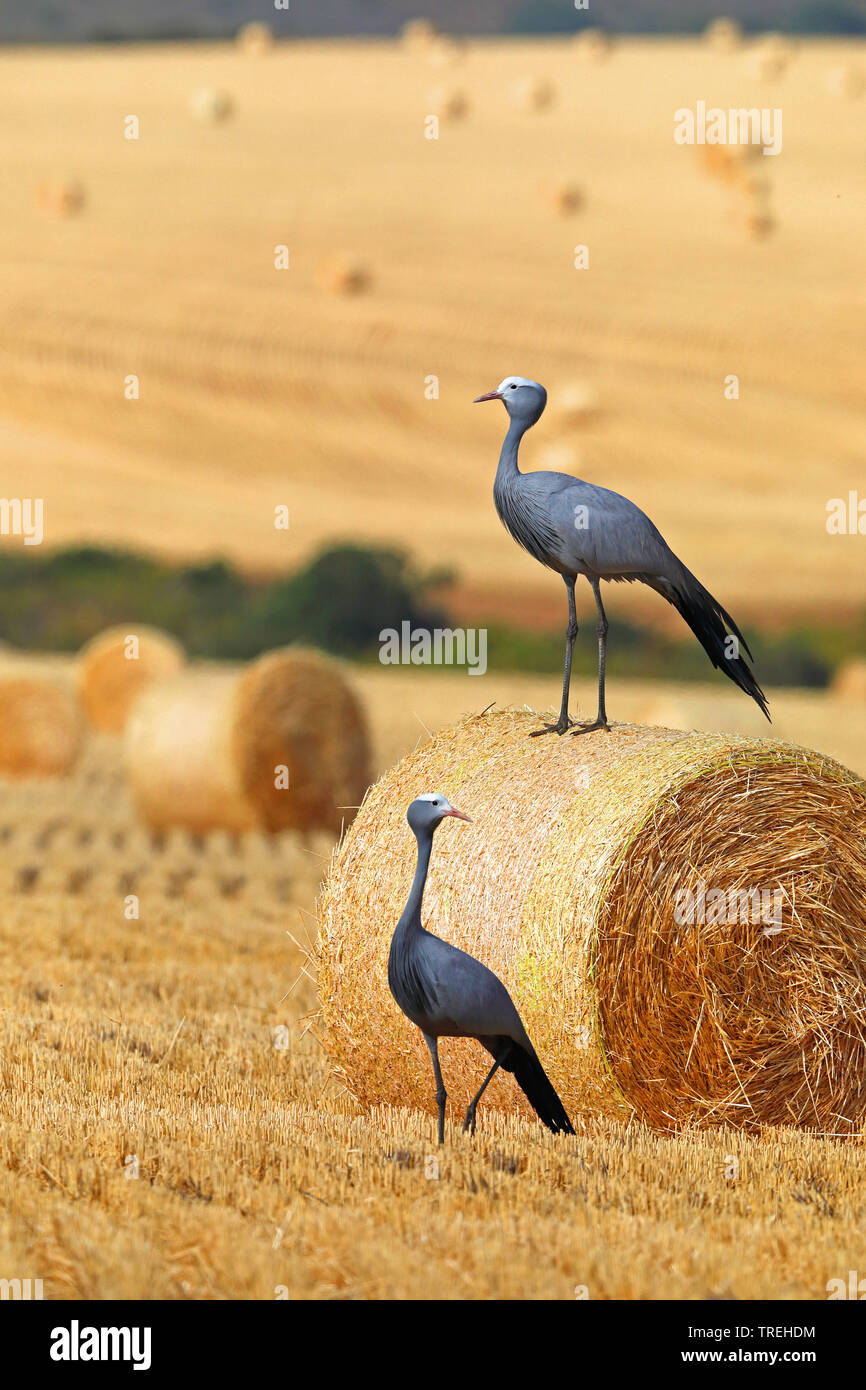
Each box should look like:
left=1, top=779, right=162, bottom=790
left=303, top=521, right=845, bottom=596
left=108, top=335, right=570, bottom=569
left=503, top=1042, right=575, bottom=1135
left=661, top=568, right=770, bottom=721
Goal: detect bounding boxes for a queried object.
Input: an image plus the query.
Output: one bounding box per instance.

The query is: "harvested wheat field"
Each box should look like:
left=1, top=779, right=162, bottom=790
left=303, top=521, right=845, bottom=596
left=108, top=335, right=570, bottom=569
left=0, top=36, right=863, bottom=626
left=0, top=666, right=864, bottom=1299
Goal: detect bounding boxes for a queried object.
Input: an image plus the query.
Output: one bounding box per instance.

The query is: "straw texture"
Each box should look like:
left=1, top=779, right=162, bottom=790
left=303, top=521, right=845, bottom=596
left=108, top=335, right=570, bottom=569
left=317, top=710, right=866, bottom=1132
left=126, top=647, right=371, bottom=835
left=0, top=668, right=82, bottom=777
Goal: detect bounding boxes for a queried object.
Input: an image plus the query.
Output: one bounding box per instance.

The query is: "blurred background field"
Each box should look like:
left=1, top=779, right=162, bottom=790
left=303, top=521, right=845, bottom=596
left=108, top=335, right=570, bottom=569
left=0, top=6, right=865, bottom=1300
left=0, top=30, right=863, bottom=634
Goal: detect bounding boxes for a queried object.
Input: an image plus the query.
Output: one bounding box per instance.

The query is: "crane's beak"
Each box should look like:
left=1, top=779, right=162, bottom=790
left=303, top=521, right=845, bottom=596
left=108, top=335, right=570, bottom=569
left=473, top=390, right=502, bottom=403
left=444, top=805, right=472, bottom=822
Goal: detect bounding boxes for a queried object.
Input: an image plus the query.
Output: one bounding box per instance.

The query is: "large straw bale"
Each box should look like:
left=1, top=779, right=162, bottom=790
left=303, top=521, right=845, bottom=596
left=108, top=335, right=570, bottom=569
left=0, top=656, right=82, bottom=777
left=126, top=647, right=370, bottom=836
left=318, top=710, right=866, bottom=1132
left=77, top=626, right=185, bottom=734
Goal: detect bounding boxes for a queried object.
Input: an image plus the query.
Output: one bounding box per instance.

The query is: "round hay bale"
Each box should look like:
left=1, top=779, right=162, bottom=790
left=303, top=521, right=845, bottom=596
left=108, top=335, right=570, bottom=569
left=126, top=647, right=371, bottom=836
left=36, top=178, right=85, bottom=218
left=77, top=626, right=185, bottom=735
left=545, top=179, right=583, bottom=216
left=427, top=37, right=465, bottom=69
left=236, top=21, right=274, bottom=55
left=318, top=710, right=866, bottom=1132
left=549, top=379, right=599, bottom=425
left=537, top=442, right=583, bottom=474
left=832, top=658, right=866, bottom=701
left=744, top=197, right=775, bottom=240
left=511, top=75, right=555, bottom=113
left=704, top=17, right=742, bottom=52
left=699, top=142, right=757, bottom=188
left=743, top=36, right=793, bottom=82
left=427, top=84, right=469, bottom=121
left=0, top=662, right=82, bottom=777
left=189, top=87, right=234, bottom=123
left=402, top=17, right=437, bottom=51
left=574, top=29, right=613, bottom=62
left=316, top=253, right=371, bottom=295
left=826, top=64, right=866, bottom=100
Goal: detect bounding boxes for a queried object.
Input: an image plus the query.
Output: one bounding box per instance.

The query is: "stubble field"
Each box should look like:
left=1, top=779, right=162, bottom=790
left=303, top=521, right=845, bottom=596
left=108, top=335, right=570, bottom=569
left=0, top=662, right=864, bottom=1299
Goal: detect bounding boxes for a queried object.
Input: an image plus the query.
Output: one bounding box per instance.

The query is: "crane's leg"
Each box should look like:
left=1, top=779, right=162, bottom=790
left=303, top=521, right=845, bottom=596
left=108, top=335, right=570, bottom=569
left=531, top=575, right=578, bottom=737
left=462, top=1060, right=500, bottom=1136
left=572, top=577, right=611, bottom=735
left=423, top=1033, right=447, bottom=1146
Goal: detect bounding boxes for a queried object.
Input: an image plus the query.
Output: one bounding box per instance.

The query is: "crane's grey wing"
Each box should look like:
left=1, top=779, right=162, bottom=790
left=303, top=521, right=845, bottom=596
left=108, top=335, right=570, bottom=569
left=521, top=472, right=681, bottom=586
left=412, top=931, right=530, bottom=1045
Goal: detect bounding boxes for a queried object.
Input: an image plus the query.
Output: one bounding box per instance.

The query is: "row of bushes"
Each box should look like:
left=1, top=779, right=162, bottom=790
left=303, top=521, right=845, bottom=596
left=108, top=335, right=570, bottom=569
left=0, top=542, right=859, bottom=687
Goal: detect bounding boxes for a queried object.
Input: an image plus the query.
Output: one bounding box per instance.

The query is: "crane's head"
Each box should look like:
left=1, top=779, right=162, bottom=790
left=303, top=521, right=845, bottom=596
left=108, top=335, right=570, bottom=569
left=474, top=375, right=547, bottom=427
left=407, top=792, right=471, bottom=836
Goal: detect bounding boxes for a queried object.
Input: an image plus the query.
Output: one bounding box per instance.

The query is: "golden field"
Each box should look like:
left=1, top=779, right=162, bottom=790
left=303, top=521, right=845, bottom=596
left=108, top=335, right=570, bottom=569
left=0, top=30, right=865, bottom=1301
left=0, top=664, right=865, bottom=1299
left=0, top=35, right=864, bottom=627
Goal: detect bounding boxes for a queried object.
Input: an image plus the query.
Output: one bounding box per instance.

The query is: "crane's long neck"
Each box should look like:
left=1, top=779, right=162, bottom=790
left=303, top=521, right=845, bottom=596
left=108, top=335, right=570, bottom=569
left=393, top=828, right=434, bottom=945
left=495, top=416, right=530, bottom=487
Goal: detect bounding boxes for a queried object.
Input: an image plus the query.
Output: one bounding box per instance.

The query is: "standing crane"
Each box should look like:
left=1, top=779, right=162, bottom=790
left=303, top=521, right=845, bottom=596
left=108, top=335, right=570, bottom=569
left=475, top=375, right=769, bottom=735
left=388, top=793, right=574, bottom=1144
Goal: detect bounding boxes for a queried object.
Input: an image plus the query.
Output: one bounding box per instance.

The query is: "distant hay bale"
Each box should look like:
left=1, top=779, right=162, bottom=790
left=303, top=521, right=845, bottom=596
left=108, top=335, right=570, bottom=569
left=574, top=29, right=613, bottom=62
left=826, top=65, right=866, bottom=100
left=0, top=660, right=82, bottom=777
left=318, top=711, right=866, bottom=1132
left=427, top=84, right=469, bottom=121
left=537, top=442, right=583, bottom=473
left=236, top=21, right=274, bottom=55
left=77, top=626, right=185, bottom=735
left=316, top=253, right=371, bottom=295
left=744, top=198, right=775, bottom=240
left=699, top=142, right=758, bottom=188
left=743, top=36, right=793, bottom=82
left=832, top=659, right=866, bottom=701
left=704, top=16, right=743, bottom=51
left=511, top=75, right=555, bottom=113
left=189, top=87, right=234, bottom=123
left=427, top=37, right=465, bottom=68
left=402, top=18, right=437, bottom=52
left=545, top=180, right=583, bottom=216
left=126, top=648, right=371, bottom=836
left=35, top=178, right=85, bottom=218
left=549, top=380, right=599, bottom=425
left=742, top=170, right=771, bottom=199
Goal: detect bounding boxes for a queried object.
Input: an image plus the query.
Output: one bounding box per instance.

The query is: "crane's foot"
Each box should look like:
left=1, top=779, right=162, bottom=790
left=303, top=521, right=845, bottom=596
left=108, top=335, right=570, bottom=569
left=462, top=1105, right=478, bottom=1136
left=570, top=717, right=610, bottom=736
left=529, top=717, right=575, bottom=737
